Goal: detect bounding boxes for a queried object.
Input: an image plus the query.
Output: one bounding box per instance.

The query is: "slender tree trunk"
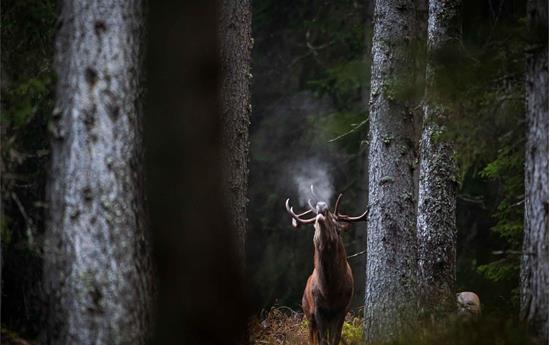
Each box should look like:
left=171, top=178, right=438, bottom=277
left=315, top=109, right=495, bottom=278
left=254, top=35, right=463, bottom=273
left=416, top=0, right=460, bottom=316
left=521, top=0, right=548, bottom=343
left=219, top=0, right=252, bottom=262
left=363, top=0, right=419, bottom=342
left=43, top=1, right=152, bottom=344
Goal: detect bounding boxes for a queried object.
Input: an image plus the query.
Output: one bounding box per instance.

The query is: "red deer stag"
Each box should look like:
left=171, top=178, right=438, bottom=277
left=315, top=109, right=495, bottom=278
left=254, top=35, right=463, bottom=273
left=285, top=191, right=367, bottom=345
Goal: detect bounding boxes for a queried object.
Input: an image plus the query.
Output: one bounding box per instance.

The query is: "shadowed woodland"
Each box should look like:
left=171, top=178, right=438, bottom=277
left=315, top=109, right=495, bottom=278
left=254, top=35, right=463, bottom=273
left=1, top=0, right=548, bottom=344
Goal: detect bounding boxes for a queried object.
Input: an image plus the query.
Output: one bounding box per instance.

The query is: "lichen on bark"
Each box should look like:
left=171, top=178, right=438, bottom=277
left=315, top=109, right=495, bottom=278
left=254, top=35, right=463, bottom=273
left=416, top=0, right=461, bottom=316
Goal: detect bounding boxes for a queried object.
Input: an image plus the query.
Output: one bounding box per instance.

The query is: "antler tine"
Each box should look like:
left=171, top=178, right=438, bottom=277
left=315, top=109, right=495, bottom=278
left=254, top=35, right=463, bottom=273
left=307, top=199, right=317, bottom=214
left=333, top=193, right=368, bottom=223
left=334, top=193, right=343, bottom=214
left=336, top=207, right=368, bottom=222
left=285, top=198, right=317, bottom=227
left=295, top=208, right=314, bottom=217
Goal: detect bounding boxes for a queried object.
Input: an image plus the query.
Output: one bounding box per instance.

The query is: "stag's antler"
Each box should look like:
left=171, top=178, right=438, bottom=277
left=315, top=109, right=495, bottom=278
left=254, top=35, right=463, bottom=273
left=285, top=198, right=317, bottom=228
left=334, top=193, right=368, bottom=222
left=308, top=199, right=317, bottom=213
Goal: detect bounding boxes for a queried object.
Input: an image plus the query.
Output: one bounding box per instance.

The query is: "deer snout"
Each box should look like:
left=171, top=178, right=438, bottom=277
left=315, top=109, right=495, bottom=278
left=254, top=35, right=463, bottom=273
left=315, top=201, right=328, bottom=214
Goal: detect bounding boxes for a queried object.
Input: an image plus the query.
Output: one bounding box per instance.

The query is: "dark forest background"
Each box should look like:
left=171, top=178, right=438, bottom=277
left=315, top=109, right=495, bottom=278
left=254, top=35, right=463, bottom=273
left=247, top=0, right=526, bottom=315
left=0, top=0, right=532, bottom=341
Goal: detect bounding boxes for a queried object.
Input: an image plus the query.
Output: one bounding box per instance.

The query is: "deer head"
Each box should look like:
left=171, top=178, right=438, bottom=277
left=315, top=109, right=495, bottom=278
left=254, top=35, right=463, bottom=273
left=285, top=186, right=368, bottom=229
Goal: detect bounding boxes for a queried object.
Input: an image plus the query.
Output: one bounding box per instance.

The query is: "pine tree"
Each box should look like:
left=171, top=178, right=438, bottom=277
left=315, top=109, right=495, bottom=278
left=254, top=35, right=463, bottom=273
left=416, top=0, right=461, bottom=315
left=43, top=1, right=152, bottom=343
left=520, top=0, right=548, bottom=342
left=363, top=0, right=419, bottom=342
left=219, top=0, right=253, bottom=262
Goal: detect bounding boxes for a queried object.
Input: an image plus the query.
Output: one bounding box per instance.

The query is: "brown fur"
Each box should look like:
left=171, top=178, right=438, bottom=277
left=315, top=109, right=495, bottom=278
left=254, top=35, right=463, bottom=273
left=302, top=213, right=354, bottom=345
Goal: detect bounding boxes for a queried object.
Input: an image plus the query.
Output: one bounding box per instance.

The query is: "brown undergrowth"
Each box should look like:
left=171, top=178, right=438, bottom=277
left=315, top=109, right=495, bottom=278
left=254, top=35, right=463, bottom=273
left=249, top=306, right=364, bottom=345
left=249, top=307, right=536, bottom=345
left=1, top=327, right=35, bottom=345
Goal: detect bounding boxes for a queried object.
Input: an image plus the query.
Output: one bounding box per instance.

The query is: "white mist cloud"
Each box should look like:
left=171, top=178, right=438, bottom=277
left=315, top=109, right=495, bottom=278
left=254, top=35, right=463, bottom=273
left=290, top=159, right=334, bottom=207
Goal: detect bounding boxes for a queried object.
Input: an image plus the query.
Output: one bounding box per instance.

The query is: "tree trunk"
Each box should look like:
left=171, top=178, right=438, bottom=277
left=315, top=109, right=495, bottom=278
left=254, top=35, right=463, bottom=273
left=416, top=0, right=460, bottom=316
left=43, top=1, right=152, bottom=344
left=363, top=0, right=419, bottom=342
left=145, top=1, right=250, bottom=343
left=219, top=0, right=252, bottom=262
left=353, top=0, right=374, bottom=309
left=521, top=0, right=548, bottom=343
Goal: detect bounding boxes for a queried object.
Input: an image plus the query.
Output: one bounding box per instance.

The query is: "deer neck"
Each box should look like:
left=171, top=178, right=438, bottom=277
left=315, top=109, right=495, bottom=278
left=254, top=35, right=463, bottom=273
left=313, top=222, right=348, bottom=295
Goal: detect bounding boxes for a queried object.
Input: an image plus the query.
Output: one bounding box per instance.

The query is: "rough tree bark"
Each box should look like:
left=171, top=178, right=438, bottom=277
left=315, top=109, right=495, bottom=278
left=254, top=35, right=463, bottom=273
left=43, top=1, right=152, bottom=344
left=353, top=0, right=374, bottom=308
left=364, top=0, right=419, bottom=342
left=520, top=0, right=548, bottom=343
left=416, top=0, right=460, bottom=316
left=219, top=0, right=253, bottom=262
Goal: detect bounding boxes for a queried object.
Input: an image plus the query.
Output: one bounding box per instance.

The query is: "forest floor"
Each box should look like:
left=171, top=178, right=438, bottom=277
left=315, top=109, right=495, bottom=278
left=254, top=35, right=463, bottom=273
left=248, top=306, right=536, bottom=345
left=1, top=327, right=34, bottom=345
left=249, top=306, right=364, bottom=345
left=1, top=306, right=535, bottom=345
